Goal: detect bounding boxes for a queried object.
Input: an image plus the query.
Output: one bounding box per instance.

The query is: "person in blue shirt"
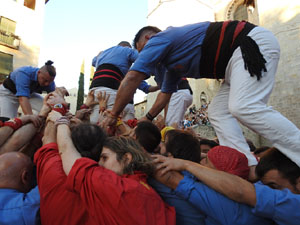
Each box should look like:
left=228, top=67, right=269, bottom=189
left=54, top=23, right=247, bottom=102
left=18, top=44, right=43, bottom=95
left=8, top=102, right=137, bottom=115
left=89, top=41, right=139, bottom=123
left=149, top=130, right=205, bottom=225
left=0, top=60, right=56, bottom=119
left=0, top=152, right=40, bottom=225
left=102, top=21, right=300, bottom=174
left=90, top=41, right=159, bottom=122
left=153, top=147, right=300, bottom=225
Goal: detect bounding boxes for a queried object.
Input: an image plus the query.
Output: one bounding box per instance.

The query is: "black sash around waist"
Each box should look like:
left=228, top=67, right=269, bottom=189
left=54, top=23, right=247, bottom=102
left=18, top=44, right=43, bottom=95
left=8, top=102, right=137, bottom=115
left=90, top=63, right=124, bottom=90
left=200, top=21, right=266, bottom=80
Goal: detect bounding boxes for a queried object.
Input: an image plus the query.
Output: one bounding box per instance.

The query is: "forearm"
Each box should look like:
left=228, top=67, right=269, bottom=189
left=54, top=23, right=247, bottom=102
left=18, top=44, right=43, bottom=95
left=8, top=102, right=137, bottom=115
left=164, top=102, right=169, bottom=119
left=0, top=127, right=14, bottom=146
left=184, top=161, right=257, bottom=206
left=19, top=97, right=33, bottom=115
left=148, top=85, right=160, bottom=93
left=148, top=92, right=172, bottom=117
left=112, top=71, right=146, bottom=116
left=0, top=124, right=37, bottom=154
left=57, top=124, right=81, bottom=175
left=42, top=121, right=57, bottom=145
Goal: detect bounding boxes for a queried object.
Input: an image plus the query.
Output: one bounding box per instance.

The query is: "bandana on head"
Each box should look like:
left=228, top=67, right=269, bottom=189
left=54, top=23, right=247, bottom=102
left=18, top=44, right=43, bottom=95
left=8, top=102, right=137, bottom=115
left=160, top=126, right=175, bottom=142
left=207, top=146, right=249, bottom=179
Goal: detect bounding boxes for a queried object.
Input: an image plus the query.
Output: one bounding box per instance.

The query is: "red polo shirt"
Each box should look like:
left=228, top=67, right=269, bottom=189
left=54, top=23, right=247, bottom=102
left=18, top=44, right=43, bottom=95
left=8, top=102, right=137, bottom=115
left=34, top=143, right=95, bottom=225
left=66, top=157, right=176, bottom=225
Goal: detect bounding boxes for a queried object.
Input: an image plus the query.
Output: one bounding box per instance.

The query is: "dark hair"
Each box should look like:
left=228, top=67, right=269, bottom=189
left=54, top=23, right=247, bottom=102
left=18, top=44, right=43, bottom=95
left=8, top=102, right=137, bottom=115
left=41, top=60, right=56, bottom=77
left=165, top=130, right=201, bottom=162
left=118, top=41, right=132, bottom=48
left=71, top=123, right=107, bottom=161
left=246, top=139, right=256, bottom=152
left=134, top=121, right=161, bottom=153
left=133, top=26, right=161, bottom=49
left=256, top=148, right=300, bottom=185
left=199, top=139, right=219, bottom=148
left=254, top=146, right=270, bottom=156
left=103, top=136, right=154, bottom=175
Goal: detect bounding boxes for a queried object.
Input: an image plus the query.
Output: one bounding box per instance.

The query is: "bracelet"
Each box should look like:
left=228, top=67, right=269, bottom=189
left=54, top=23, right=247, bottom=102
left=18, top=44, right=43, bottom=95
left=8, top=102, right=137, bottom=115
left=116, top=118, right=123, bottom=127
left=52, top=103, right=68, bottom=116
left=54, top=116, right=70, bottom=126
left=145, top=112, right=155, bottom=121
left=3, top=118, right=23, bottom=131
left=80, top=104, right=89, bottom=110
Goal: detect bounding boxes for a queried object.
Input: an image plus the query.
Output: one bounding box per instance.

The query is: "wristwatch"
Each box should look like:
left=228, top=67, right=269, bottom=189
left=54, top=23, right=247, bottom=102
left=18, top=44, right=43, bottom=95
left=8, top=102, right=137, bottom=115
left=53, top=103, right=63, bottom=109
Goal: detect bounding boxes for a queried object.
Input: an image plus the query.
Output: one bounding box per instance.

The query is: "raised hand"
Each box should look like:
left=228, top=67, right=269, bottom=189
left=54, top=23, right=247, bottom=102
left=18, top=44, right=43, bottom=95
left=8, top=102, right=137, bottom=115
left=84, top=90, right=98, bottom=108
left=97, top=91, right=110, bottom=112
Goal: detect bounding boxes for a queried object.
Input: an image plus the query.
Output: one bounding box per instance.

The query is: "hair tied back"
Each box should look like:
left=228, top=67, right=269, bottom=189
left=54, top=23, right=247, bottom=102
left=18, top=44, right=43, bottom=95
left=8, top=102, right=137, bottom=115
left=45, top=60, right=54, bottom=66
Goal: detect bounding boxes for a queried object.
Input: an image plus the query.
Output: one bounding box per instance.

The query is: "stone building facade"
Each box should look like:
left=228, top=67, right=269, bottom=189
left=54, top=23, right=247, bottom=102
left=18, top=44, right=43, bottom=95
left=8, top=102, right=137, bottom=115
left=139, top=0, right=300, bottom=147
left=0, top=0, right=48, bottom=83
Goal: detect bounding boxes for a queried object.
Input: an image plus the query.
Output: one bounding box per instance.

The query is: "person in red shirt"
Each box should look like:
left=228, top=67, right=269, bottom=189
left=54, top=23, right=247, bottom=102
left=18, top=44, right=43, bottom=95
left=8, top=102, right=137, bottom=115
left=48, top=109, right=175, bottom=225
left=34, top=119, right=106, bottom=225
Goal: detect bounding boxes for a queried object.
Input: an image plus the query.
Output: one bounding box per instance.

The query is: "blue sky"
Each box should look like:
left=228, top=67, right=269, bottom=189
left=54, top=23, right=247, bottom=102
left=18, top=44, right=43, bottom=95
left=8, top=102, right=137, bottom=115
left=39, top=0, right=148, bottom=101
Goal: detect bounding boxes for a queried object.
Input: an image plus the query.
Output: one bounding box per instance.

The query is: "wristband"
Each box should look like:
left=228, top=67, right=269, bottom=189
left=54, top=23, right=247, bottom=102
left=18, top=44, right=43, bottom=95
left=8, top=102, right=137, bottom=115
left=127, top=119, right=138, bottom=128
left=55, top=116, right=70, bottom=126
left=3, top=118, right=23, bottom=131
left=80, top=104, right=89, bottom=110
left=52, top=103, right=68, bottom=116
left=145, top=112, right=155, bottom=121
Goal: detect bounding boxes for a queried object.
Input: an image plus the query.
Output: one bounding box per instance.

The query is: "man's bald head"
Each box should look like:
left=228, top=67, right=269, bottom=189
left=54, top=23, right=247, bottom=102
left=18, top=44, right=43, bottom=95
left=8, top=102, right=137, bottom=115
left=0, top=152, right=33, bottom=193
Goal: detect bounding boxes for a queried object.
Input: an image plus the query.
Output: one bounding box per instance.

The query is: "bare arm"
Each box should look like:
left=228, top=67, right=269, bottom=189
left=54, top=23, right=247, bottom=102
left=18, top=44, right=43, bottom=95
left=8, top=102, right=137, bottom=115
left=153, top=155, right=257, bottom=207
left=112, top=71, right=147, bottom=116
left=148, top=85, right=160, bottom=93
left=146, top=92, right=172, bottom=120
left=0, top=124, right=37, bottom=154
left=0, top=115, right=42, bottom=153
left=57, top=124, right=81, bottom=175
left=101, top=71, right=146, bottom=128
left=19, top=96, right=33, bottom=115
left=42, top=120, right=57, bottom=145
left=0, top=127, right=14, bottom=146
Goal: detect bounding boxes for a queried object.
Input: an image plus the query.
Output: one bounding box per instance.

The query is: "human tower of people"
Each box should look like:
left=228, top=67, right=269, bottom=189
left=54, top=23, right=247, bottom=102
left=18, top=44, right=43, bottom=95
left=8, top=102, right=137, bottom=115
left=0, top=20, right=299, bottom=225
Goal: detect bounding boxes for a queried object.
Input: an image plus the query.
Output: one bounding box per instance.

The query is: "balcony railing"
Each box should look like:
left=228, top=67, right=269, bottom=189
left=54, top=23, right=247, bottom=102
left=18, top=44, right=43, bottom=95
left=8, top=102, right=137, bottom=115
left=0, top=29, right=20, bottom=49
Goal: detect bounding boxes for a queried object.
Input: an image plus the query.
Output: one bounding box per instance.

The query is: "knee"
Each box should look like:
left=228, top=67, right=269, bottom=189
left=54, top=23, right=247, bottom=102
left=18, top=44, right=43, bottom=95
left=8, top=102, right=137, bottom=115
left=228, top=101, right=247, bottom=119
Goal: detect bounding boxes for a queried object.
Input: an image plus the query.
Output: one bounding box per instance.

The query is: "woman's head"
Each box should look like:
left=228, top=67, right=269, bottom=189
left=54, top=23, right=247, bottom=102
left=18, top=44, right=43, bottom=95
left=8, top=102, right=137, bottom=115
left=99, top=137, right=154, bottom=176
left=71, top=123, right=107, bottom=161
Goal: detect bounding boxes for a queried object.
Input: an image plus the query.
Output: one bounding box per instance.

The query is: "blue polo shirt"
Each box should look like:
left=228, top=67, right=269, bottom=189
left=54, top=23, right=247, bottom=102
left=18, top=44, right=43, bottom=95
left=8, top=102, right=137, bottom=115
left=138, top=80, right=152, bottom=94
left=175, top=175, right=273, bottom=225
left=92, top=45, right=139, bottom=75
left=252, top=182, right=300, bottom=225
left=10, top=66, right=55, bottom=97
left=148, top=174, right=205, bottom=225
left=130, top=22, right=210, bottom=93
left=0, top=186, right=40, bottom=225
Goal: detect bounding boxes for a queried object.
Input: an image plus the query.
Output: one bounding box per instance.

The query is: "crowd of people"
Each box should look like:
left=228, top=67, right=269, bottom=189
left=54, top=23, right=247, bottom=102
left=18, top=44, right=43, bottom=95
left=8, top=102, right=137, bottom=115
left=0, top=19, right=300, bottom=225
left=183, top=104, right=210, bottom=128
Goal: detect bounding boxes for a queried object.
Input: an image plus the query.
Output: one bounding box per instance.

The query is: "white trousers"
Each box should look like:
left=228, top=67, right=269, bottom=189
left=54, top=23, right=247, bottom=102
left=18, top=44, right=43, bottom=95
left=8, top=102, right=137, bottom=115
left=165, top=89, right=193, bottom=128
left=89, top=87, right=134, bottom=124
left=0, top=84, right=43, bottom=118
left=208, top=27, right=300, bottom=166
